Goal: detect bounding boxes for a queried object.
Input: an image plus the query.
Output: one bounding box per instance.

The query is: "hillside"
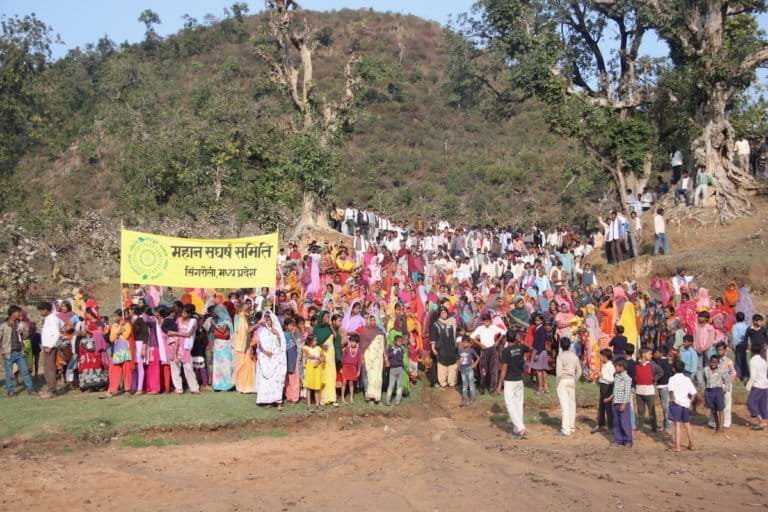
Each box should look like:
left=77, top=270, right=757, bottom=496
left=3, top=9, right=605, bottom=222
left=0, top=9, right=607, bottom=288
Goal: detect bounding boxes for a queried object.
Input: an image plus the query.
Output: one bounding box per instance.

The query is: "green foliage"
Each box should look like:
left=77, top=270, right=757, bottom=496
left=315, top=26, right=334, bottom=47
left=0, top=8, right=609, bottom=243
left=732, top=91, right=768, bottom=138
left=0, top=13, right=59, bottom=174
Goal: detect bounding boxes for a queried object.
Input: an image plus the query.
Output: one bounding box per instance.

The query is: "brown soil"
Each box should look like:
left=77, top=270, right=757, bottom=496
left=591, top=198, right=768, bottom=312
left=3, top=389, right=767, bottom=512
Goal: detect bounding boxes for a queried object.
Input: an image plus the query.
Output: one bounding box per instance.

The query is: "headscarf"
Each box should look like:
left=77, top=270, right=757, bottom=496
left=213, top=304, right=234, bottom=341
left=233, top=308, right=251, bottom=352
left=650, top=277, right=671, bottom=306
left=313, top=310, right=333, bottom=345
left=342, top=300, right=365, bottom=333
left=696, top=288, right=710, bottom=311
left=724, top=281, right=740, bottom=308
left=307, top=257, right=322, bottom=298
left=735, top=286, right=755, bottom=321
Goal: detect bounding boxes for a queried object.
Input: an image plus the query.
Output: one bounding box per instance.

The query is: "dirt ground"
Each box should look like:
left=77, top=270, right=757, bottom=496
left=2, top=389, right=768, bottom=512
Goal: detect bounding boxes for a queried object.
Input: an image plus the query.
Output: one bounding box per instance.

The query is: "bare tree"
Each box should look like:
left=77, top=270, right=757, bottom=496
left=255, top=0, right=360, bottom=236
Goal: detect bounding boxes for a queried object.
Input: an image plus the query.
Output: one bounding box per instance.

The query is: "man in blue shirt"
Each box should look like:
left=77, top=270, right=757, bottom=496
left=679, top=335, right=698, bottom=378
left=731, top=311, right=748, bottom=381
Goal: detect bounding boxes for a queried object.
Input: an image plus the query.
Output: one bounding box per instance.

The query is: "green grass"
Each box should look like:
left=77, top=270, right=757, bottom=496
left=122, top=435, right=180, bottom=448
left=240, top=428, right=290, bottom=440
left=0, top=377, right=425, bottom=442
left=483, top=374, right=749, bottom=421
left=478, top=375, right=600, bottom=409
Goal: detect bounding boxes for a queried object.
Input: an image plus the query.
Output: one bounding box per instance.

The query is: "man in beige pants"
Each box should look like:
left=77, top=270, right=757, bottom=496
left=556, top=337, right=582, bottom=436
left=37, top=301, right=64, bottom=399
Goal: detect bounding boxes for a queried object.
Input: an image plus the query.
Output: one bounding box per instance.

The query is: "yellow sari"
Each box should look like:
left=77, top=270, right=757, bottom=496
left=320, top=334, right=337, bottom=404
left=364, top=334, right=385, bottom=402
left=233, top=313, right=256, bottom=393
left=618, top=302, right=639, bottom=345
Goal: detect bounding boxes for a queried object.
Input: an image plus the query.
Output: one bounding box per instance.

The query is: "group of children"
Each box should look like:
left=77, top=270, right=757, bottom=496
left=590, top=315, right=767, bottom=452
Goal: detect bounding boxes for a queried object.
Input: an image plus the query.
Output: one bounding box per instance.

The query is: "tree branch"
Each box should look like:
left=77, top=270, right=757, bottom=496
left=582, top=139, right=617, bottom=174
left=741, top=45, right=768, bottom=73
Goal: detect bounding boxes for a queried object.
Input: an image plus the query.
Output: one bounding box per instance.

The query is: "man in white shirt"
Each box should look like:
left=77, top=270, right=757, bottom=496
left=599, top=211, right=624, bottom=264
left=556, top=338, right=582, bottom=436
left=343, top=203, right=356, bottom=236
left=652, top=208, right=670, bottom=255
left=735, top=137, right=751, bottom=172
left=38, top=301, right=64, bottom=398
left=471, top=314, right=506, bottom=395
left=675, top=171, right=693, bottom=206
left=670, top=149, right=683, bottom=184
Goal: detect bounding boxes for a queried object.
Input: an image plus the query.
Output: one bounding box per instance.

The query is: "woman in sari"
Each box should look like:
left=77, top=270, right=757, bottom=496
left=364, top=325, right=386, bottom=403
left=141, top=306, right=169, bottom=394
left=640, top=300, right=663, bottom=349
left=650, top=277, right=672, bottom=306
left=283, top=317, right=302, bottom=403
left=211, top=305, right=235, bottom=391
left=582, top=305, right=602, bottom=380
left=724, top=281, right=740, bottom=309
left=233, top=304, right=256, bottom=393
left=658, top=306, right=682, bottom=352
left=710, top=297, right=736, bottom=336
left=508, top=297, right=530, bottom=331
left=336, top=250, right=355, bottom=284
left=255, top=311, right=286, bottom=408
left=617, top=296, right=639, bottom=346
left=320, top=248, right=336, bottom=286
left=676, top=292, right=698, bottom=336
left=555, top=302, right=579, bottom=340
left=342, top=300, right=365, bottom=336
left=313, top=311, right=338, bottom=406
left=306, top=255, right=322, bottom=299
left=697, top=288, right=711, bottom=311
left=356, top=314, right=385, bottom=388
left=77, top=308, right=107, bottom=392
left=735, top=285, right=756, bottom=321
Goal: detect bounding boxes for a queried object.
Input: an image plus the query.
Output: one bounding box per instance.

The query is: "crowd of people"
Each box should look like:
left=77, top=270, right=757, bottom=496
left=2, top=214, right=767, bottom=451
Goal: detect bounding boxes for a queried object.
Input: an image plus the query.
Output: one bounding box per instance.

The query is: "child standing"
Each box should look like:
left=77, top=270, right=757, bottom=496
left=746, top=344, right=768, bottom=430
left=610, top=359, right=633, bottom=447
left=591, top=349, right=615, bottom=434
left=385, top=335, right=406, bottom=406
left=302, top=333, right=324, bottom=411
left=458, top=336, right=479, bottom=405
left=635, top=347, right=661, bottom=433
left=715, top=342, right=736, bottom=428
left=702, top=354, right=726, bottom=433
left=341, top=334, right=362, bottom=404
left=609, top=326, right=628, bottom=359
left=668, top=360, right=697, bottom=452
left=653, top=347, right=673, bottom=432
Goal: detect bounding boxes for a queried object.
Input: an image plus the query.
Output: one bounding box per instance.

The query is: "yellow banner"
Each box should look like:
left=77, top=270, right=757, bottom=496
left=120, top=228, right=278, bottom=289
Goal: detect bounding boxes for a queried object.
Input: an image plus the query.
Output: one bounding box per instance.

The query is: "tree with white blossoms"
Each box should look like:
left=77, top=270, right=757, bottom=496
left=0, top=219, right=39, bottom=302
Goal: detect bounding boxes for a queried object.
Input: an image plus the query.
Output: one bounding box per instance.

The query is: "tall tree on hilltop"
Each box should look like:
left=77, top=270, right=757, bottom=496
left=455, top=0, right=663, bottom=209
left=254, top=0, right=360, bottom=237
left=632, top=0, right=768, bottom=220
left=457, top=0, right=768, bottom=220
left=0, top=14, right=59, bottom=175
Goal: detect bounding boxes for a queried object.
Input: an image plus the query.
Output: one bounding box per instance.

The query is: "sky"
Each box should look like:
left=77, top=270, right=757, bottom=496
left=1, top=0, right=475, bottom=59
left=1, top=0, right=764, bottom=85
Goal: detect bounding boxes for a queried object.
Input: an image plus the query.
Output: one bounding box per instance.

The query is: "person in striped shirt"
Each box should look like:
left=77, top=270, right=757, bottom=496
left=610, top=359, right=633, bottom=448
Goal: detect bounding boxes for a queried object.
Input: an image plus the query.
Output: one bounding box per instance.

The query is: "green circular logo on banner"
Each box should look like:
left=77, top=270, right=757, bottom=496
left=128, top=236, right=169, bottom=281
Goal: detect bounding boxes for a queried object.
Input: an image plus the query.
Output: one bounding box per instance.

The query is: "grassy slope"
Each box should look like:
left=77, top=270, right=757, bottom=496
left=13, top=9, right=604, bottom=228
left=0, top=373, right=422, bottom=441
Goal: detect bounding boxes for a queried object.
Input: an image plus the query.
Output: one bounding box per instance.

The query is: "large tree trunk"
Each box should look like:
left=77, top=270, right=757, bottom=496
left=691, top=84, right=757, bottom=222
left=289, top=190, right=338, bottom=241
